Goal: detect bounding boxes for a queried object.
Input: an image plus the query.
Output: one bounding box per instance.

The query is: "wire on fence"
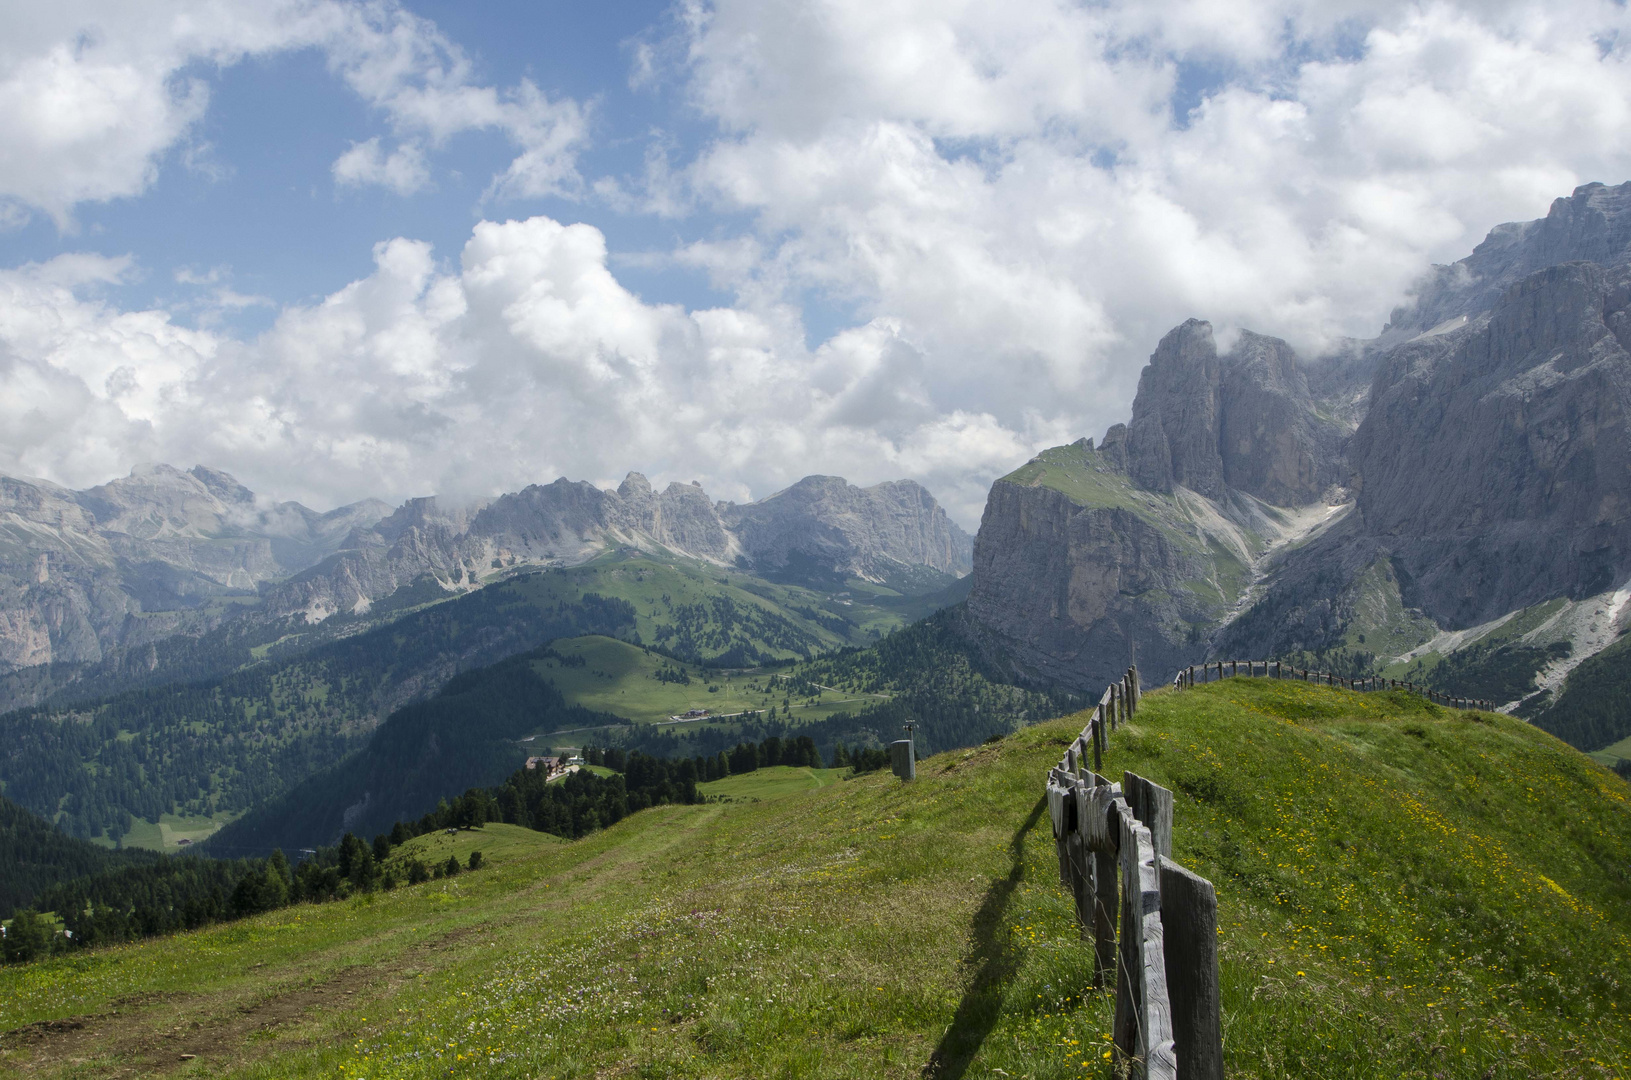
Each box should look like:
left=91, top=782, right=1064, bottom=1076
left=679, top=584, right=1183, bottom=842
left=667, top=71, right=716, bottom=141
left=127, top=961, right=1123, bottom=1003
left=1169, top=660, right=1494, bottom=711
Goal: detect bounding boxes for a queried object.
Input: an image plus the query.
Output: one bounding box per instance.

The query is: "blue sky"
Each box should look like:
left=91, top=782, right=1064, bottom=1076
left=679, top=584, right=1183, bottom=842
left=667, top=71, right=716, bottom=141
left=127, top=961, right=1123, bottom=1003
left=2, top=0, right=1630, bottom=525
left=2, top=0, right=732, bottom=329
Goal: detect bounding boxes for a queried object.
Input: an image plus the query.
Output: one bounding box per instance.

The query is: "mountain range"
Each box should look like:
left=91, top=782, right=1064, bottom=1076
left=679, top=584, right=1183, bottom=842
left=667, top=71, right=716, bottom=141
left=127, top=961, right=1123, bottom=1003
left=961, top=181, right=1631, bottom=755
left=0, top=466, right=971, bottom=711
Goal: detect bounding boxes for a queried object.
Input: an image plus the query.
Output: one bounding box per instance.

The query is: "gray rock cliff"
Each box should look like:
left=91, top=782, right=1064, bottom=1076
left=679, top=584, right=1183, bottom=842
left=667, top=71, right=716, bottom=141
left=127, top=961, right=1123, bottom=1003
left=1124, top=322, right=1348, bottom=507
left=1350, top=260, right=1631, bottom=626
left=719, top=475, right=972, bottom=583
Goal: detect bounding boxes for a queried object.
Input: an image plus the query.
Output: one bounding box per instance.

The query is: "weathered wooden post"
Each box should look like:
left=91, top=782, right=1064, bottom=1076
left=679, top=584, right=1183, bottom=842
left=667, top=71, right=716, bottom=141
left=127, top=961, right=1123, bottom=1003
left=1082, top=779, right=1120, bottom=987
left=1160, top=857, right=1224, bottom=1080
left=1114, top=804, right=1177, bottom=1079
left=1049, top=771, right=1070, bottom=885
left=1124, top=772, right=1174, bottom=864
left=1130, top=664, right=1142, bottom=709
left=1067, top=782, right=1092, bottom=927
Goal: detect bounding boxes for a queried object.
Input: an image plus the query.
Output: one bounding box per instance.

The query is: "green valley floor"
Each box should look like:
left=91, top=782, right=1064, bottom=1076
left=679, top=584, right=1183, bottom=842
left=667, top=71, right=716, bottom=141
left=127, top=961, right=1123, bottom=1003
left=2, top=679, right=1628, bottom=1079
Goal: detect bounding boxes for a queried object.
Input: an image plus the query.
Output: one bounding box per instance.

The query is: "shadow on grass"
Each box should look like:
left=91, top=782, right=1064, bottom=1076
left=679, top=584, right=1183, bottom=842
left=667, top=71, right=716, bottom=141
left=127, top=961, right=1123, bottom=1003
left=922, top=795, right=1048, bottom=1079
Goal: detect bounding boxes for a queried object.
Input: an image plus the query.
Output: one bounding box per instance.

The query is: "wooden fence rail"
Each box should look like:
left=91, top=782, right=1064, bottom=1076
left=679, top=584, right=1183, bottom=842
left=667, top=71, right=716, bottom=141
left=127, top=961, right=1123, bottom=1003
left=1043, top=659, right=1479, bottom=1076
left=1169, top=661, right=1494, bottom=711
left=1046, top=666, right=1223, bottom=1080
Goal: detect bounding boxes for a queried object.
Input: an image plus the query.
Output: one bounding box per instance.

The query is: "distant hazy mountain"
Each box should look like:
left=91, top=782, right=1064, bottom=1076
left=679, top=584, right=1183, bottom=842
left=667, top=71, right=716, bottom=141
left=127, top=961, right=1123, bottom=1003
left=0, top=464, right=389, bottom=672
left=0, top=465, right=970, bottom=708
left=964, top=181, right=1631, bottom=750
left=262, top=472, right=971, bottom=625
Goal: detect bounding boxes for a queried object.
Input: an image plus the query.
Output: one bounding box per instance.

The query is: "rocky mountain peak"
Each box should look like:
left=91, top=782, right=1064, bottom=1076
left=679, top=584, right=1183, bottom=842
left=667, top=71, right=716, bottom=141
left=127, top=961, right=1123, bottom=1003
left=188, top=466, right=257, bottom=507
left=718, top=475, right=972, bottom=582
left=1389, top=180, right=1631, bottom=336
left=1124, top=319, right=1224, bottom=496
left=1115, top=320, right=1346, bottom=507
left=616, top=471, right=653, bottom=499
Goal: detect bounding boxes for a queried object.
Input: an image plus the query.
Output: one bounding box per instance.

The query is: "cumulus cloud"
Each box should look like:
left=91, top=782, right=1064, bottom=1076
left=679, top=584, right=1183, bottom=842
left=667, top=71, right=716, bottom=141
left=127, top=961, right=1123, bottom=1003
left=0, top=0, right=586, bottom=226
left=669, top=0, right=1631, bottom=451
left=333, top=137, right=430, bottom=195
left=9, top=0, right=1631, bottom=527
left=0, top=217, right=1028, bottom=523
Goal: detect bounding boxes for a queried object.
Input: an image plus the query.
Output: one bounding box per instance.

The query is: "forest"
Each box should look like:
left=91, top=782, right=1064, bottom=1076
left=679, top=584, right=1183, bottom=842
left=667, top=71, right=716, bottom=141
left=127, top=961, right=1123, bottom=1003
left=0, top=586, right=638, bottom=841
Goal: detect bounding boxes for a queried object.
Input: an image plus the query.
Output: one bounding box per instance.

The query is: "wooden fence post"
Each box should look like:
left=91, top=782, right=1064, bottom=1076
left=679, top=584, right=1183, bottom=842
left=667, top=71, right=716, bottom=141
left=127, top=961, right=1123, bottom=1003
left=1124, top=772, right=1175, bottom=865
left=1048, top=772, right=1070, bottom=886
left=1160, top=857, right=1224, bottom=1080
left=1087, top=781, right=1119, bottom=987
left=1114, top=804, right=1177, bottom=1079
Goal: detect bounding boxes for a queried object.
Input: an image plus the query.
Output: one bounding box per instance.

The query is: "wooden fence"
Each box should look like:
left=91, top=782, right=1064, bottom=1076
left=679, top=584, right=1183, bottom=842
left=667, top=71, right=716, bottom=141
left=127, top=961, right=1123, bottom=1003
left=1046, top=666, right=1223, bottom=1080
left=1169, top=660, right=1494, bottom=711
left=1043, top=660, right=1491, bottom=1076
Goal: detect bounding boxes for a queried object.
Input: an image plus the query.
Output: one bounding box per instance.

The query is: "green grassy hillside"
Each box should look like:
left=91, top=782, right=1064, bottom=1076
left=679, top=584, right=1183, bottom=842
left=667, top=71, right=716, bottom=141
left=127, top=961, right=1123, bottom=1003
left=524, top=635, right=891, bottom=732
left=4, top=679, right=1626, bottom=1078
left=698, top=764, right=848, bottom=801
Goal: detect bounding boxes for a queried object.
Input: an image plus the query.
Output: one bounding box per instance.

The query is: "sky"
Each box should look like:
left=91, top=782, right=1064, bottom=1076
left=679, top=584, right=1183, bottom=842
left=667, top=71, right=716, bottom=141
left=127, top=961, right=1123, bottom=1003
left=3, top=1, right=1631, bottom=528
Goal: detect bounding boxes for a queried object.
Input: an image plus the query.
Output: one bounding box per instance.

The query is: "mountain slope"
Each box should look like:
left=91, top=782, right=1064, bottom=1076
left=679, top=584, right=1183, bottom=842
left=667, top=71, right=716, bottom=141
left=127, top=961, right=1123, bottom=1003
left=207, top=651, right=626, bottom=853
left=0, top=795, right=157, bottom=914
left=0, top=552, right=952, bottom=845
left=212, top=603, right=1072, bottom=851
left=4, top=680, right=1627, bottom=1078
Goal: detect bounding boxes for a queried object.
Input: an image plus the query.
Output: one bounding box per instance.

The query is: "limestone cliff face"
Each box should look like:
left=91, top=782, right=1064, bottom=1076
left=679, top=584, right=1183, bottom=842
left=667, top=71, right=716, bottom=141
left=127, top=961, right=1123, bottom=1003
left=1390, top=181, right=1631, bottom=336
left=1349, top=260, right=1631, bottom=626
left=719, top=475, right=973, bottom=581
left=1126, top=320, right=1225, bottom=497
left=964, top=472, right=1218, bottom=692
left=1124, top=322, right=1348, bottom=507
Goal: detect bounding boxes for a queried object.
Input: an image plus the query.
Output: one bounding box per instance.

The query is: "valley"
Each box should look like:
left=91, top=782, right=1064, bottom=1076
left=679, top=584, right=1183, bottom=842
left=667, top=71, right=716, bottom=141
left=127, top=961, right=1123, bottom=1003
left=520, top=634, right=892, bottom=737
left=0, top=550, right=960, bottom=849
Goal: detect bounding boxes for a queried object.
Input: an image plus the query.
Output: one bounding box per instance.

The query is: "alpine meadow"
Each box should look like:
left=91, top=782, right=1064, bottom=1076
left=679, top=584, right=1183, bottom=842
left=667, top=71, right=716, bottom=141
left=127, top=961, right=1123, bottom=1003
left=5, top=2, right=1631, bottom=1078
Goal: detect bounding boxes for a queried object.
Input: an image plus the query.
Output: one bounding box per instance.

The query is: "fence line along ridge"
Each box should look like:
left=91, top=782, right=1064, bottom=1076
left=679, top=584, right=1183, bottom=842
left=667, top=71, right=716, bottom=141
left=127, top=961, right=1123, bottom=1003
left=1046, top=665, right=1223, bottom=1080
left=1170, top=660, right=1495, bottom=711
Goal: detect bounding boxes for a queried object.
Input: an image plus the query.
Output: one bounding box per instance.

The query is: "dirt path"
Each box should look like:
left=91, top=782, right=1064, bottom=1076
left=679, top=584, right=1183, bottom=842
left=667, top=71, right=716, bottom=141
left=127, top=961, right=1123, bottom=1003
left=0, top=925, right=476, bottom=1078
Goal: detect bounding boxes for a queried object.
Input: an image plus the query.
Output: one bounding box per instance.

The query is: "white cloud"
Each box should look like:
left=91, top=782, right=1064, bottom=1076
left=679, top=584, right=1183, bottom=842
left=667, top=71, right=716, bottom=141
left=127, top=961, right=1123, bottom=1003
left=667, top=0, right=1631, bottom=460
left=9, top=0, right=1631, bottom=529
left=0, top=217, right=1025, bottom=524
left=333, top=137, right=430, bottom=195
left=0, top=1, right=587, bottom=226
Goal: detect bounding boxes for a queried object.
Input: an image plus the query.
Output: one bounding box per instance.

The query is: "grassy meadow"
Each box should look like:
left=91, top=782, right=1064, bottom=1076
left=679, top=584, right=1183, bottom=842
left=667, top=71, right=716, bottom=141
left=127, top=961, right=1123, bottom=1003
left=2, top=678, right=1628, bottom=1079
left=521, top=636, right=891, bottom=738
